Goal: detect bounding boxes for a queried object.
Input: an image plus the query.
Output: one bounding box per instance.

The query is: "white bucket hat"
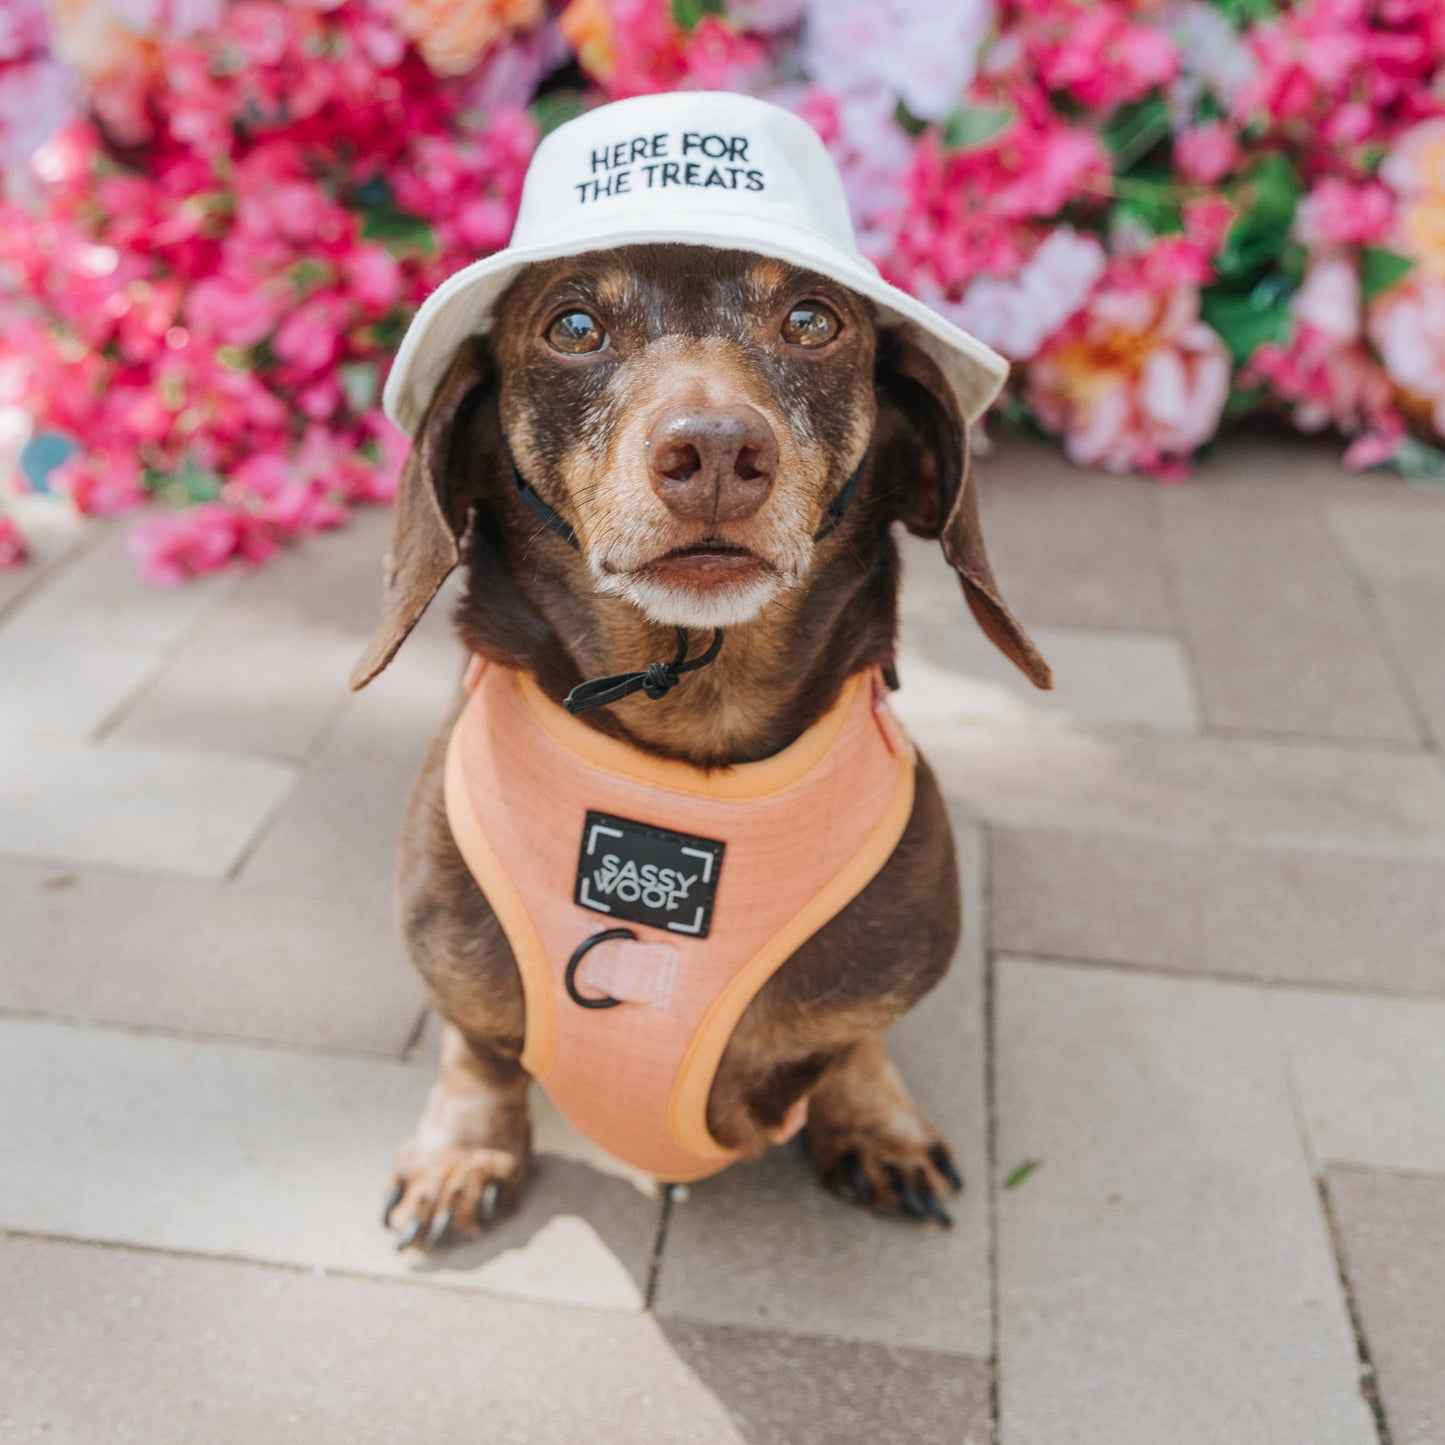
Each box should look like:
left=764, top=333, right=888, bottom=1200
left=382, top=91, right=1008, bottom=437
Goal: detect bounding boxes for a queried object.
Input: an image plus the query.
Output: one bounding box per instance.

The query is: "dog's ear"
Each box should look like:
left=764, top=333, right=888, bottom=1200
left=877, top=327, right=1052, bottom=691
left=349, top=338, right=497, bottom=691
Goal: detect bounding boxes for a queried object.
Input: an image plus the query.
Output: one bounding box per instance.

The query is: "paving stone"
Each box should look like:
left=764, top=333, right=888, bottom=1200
left=1328, top=498, right=1445, bottom=578
left=0, top=630, right=165, bottom=741
left=237, top=593, right=464, bottom=905
left=988, top=827, right=1445, bottom=994
left=1158, top=480, right=1420, bottom=742
left=0, top=859, right=421, bottom=1056
left=1273, top=990, right=1445, bottom=1175
left=0, top=1016, right=662, bottom=1310
left=0, top=1236, right=744, bottom=1445
left=995, top=958, right=1376, bottom=1445
left=0, top=737, right=297, bottom=877
left=2, top=524, right=238, bottom=648
left=1182, top=429, right=1416, bottom=504
left=1370, top=573, right=1445, bottom=749
left=957, top=434, right=1176, bottom=629
left=0, top=494, right=101, bottom=619
left=661, top=1321, right=993, bottom=1445
left=1326, top=1168, right=1445, bottom=1445
left=919, top=722, right=1445, bottom=853
left=897, top=617, right=1200, bottom=734
left=112, top=510, right=394, bottom=762
left=654, top=829, right=992, bottom=1356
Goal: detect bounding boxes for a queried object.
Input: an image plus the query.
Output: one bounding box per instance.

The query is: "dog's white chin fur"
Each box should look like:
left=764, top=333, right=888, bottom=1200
left=595, top=569, right=787, bottom=629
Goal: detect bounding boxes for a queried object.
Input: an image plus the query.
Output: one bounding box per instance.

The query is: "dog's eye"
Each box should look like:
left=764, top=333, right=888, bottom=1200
left=781, top=302, right=841, bottom=348
left=547, top=310, right=607, bottom=355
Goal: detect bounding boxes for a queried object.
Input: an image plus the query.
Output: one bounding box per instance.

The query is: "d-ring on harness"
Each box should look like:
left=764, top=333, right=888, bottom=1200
left=501, top=435, right=872, bottom=715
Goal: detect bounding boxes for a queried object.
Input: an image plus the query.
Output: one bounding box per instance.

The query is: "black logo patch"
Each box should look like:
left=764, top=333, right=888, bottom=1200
left=575, top=811, right=724, bottom=937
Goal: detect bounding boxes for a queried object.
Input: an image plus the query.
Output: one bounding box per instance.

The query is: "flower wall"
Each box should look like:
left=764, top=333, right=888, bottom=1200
left=2, top=0, right=1444, bottom=580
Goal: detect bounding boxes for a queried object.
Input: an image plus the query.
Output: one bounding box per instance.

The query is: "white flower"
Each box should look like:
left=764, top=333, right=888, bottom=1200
left=948, top=229, right=1108, bottom=361
left=800, top=0, right=993, bottom=121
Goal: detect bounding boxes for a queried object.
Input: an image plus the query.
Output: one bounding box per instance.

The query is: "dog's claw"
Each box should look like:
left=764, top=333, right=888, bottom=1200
left=888, top=1165, right=926, bottom=1220
left=382, top=1182, right=404, bottom=1228
left=917, top=1178, right=953, bottom=1228
left=478, top=1180, right=501, bottom=1228
left=427, top=1205, right=454, bottom=1249
left=837, top=1149, right=871, bottom=1204
left=930, top=1143, right=963, bottom=1192
left=395, top=1217, right=424, bottom=1251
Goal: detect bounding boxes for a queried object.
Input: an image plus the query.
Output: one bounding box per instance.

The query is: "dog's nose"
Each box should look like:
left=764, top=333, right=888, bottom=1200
left=646, top=406, right=778, bottom=523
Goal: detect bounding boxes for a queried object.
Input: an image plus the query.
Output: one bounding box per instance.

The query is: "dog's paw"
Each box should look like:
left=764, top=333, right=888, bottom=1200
left=382, top=1145, right=527, bottom=1251
left=807, top=1115, right=962, bottom=1228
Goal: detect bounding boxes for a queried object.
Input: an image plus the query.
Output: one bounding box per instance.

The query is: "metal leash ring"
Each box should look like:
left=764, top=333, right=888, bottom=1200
left=564, top=928, right=636, bottom=1009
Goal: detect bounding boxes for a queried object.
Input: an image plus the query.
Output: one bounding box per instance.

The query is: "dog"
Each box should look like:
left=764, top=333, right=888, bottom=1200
left=351, top=96, right=1050, bottom=1250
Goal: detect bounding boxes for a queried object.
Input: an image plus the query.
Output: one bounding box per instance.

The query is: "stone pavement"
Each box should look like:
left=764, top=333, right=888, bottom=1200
left=2, top=430, right=1443, bottom=1443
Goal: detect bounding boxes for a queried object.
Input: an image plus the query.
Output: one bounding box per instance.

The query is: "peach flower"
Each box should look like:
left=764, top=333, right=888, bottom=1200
left=1369, top=273, right=1445, bottom=434
left=1028, top=258, right=1230, bottom=476
left=399, top=0, right=545, bottom=78
left=1381, top=117, right=1445, bottom=280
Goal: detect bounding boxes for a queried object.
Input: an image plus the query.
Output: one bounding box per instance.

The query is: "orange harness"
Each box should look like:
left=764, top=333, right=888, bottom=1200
left=444, top=658, right=916, bottom=1182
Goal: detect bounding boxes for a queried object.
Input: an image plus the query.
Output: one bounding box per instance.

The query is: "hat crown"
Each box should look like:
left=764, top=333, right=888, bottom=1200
left=512, top=92, right=859, bottom=257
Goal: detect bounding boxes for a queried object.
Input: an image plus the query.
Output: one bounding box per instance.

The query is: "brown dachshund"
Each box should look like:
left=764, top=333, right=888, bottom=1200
left=352, top=243, right=1050, bottom=1249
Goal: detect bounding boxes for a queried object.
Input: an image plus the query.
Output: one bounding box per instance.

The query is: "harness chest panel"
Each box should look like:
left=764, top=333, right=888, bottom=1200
left=443, top=659, right=916, bottom=1182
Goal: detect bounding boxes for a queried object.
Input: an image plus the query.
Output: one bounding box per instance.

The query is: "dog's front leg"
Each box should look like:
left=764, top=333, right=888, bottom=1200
left=385, top=1023, right=532, bottom=1250
left=805, top=1032, right=961, bottom=1226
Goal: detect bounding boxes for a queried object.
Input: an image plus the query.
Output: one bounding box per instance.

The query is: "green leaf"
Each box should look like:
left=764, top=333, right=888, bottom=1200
left=1359, top=247, right=1414, bottom=301
left=893, top=99, right=927, bottom=138
left=352, top=174, right=395, bottom=210
left=531, top=90, right=588, bottom=137
left=1103, top=93, right=1171, bottom=172
left=339, top=362, right=379, bottom=414
left=361, top=206, right=437, bottom=258
left=1201, top=279, right=1292, bottom=366
left=366, top=309, right=410, bottom=352
left=289, top=258, right=332, bottom=293
left=1003, top=1160, right=1041, bottom=1191
left=1224, top=381, right=1269, bottom=417
left=1214, top=152, right=1301, bottom=288
left=669, top=0, right=723, bottom=30
left=1389, top=437, right=1445, bottom=489
left=1214, top=0, right=1280, bottom=26
left=151, top=455, right=223, bottom=507
left=941, top=104, right=1014, bottom=152
left=1112, top=170, right=1184, bottom=240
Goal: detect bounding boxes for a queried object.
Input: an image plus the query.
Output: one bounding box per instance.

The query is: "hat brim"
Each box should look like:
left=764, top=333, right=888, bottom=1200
left=382, top=213, right=1008, bottom=436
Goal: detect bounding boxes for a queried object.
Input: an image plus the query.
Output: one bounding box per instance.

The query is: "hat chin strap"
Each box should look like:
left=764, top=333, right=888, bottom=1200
left=499, top=435, right=872, bottom=716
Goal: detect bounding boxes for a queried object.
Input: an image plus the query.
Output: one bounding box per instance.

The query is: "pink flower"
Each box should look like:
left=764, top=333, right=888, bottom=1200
left=1175, top=122, right=1240, bottom=186
left=126, top=501, right=278, bottom=586
left=186, top=275, right=284, bottom=348
left=51, top=451, right=149, bottom=516
left=1250, top=327, right=1399, bottom=444
left=1181, top=195, right=1234, bottom=255
left=1295, top=179, right=1396, bottom=249
left=1293, top=254, right=1360, bottom=344
left=273, top=298, right=347, bottom=376
left=1027, top=248, right=1231, bottom=476
left=0, top=1, right=50, bottom=60
left=1027, top=0, right=1178, bottom=112
left=790, top=84, right=914, bottom=255
left=0, top=512, right=27, bottom=567
left=344, top=245, right=403, bottom=311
